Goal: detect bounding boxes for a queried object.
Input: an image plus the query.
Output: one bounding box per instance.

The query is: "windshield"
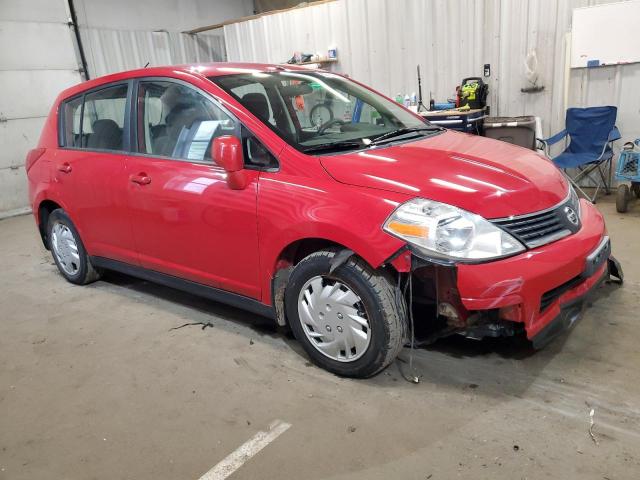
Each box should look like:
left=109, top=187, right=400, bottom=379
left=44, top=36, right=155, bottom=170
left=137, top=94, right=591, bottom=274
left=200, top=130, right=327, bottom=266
left=210, top=70, right=440, bottom=153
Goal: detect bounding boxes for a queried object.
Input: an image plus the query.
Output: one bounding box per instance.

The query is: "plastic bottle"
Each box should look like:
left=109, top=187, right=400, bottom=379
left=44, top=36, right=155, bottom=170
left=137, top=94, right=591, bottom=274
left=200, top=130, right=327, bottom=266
left=410, top=92, right=417, bottom=106
left=404, top=94, right=410, bottom=107
left=395, top=93, right=403, bottom=104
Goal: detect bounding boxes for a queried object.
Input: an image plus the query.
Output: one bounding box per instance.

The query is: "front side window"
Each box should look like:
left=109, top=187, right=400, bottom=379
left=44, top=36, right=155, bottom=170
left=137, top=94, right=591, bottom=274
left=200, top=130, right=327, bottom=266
left=212, top=71, right=441, bottom=154
left=136, top=81, right=236, bottom=162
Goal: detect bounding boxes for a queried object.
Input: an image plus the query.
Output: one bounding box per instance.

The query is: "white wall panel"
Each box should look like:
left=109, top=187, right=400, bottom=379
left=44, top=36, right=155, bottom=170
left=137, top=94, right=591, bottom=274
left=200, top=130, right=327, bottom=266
left=0, top=70, right=80, bottom=119
left=0, top=0, right=69, bottom=23
left=223, top=0, right=639, bottom=146
left=0, top=167, right=29, bottom=215
left=73, top=0, right=253, bottom=32
left=0, top=1, right=82, bottom=215
left=0, top=21, right=79, bottom=70
left=0, top=118, right=46, bottom=170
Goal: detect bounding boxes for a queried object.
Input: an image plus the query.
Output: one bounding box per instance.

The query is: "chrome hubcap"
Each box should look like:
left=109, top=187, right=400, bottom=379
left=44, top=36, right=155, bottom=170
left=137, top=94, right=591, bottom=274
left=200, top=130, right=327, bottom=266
left=51, top=222, right=80, bottom=276
left=298, top=276, right=371, bottom=362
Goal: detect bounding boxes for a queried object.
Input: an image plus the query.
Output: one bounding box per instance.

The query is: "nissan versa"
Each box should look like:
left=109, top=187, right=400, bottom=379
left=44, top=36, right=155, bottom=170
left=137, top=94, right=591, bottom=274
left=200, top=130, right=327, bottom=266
left=26, top=63, right=623, bottom=378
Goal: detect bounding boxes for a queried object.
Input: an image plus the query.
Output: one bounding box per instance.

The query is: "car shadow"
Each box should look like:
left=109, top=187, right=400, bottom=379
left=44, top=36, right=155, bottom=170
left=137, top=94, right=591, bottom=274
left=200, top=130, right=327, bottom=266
left=370, top=279, right=621, bottom=395
left=95, top=269, right=620, bottom=396
left=98, top=270, right=283, bottom=340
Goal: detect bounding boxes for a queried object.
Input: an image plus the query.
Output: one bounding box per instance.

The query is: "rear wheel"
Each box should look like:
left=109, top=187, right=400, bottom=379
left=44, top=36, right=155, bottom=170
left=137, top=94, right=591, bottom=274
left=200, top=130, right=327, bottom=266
left=616, top=184, right=630, bottom=213
left=632, top=183, right=640, bottom=199
left=285, top=250, right=405, bottom=378
left=47, top=209, right=101, bottom=285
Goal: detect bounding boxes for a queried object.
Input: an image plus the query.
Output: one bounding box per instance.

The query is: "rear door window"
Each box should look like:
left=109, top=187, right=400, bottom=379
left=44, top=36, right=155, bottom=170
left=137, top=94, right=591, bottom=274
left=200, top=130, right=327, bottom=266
left=59, top=83, right=128, bottom=151
left=82, top=85, right=128, bottom=150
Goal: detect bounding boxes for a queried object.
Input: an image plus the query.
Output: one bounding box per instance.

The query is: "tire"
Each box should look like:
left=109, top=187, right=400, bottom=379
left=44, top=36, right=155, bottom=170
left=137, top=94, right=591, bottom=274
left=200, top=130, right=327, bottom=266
left=632, top=183, right=640, bottom=199
left=616, top=184, right=630, bottom=213
left=47, top=209, right=101, bottom=285
left=284, top=250, right=406, bottom=378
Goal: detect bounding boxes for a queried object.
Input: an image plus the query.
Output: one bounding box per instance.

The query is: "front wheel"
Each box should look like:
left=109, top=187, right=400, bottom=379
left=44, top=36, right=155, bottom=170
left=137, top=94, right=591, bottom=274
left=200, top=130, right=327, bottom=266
left=285, top=250, right=406, bottom=378
left=47, top=209, right=101, bottom=285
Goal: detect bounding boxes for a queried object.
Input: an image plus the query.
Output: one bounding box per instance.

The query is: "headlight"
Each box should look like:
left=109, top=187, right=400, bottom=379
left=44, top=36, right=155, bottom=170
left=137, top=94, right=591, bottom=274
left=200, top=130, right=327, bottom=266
left=569, top=184, right=581, bottom=218
left=383, top=198, right=525, bottom=261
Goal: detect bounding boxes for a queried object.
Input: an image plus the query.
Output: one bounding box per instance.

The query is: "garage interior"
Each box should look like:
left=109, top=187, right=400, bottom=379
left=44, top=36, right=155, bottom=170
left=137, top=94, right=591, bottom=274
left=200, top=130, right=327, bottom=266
left=2, top=0, right=640, bottom=479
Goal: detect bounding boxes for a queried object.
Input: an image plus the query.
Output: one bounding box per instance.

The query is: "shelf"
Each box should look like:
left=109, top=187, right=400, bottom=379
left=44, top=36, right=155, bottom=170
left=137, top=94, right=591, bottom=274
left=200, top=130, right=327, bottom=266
left=283, top=58, right=338, bottom=66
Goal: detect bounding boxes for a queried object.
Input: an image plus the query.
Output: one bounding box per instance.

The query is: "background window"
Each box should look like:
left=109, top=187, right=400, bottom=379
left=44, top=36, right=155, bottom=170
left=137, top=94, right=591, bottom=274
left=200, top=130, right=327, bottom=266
left=137, top=81, right=236, bottom=162
left=81, top=85, right=128, bottom=150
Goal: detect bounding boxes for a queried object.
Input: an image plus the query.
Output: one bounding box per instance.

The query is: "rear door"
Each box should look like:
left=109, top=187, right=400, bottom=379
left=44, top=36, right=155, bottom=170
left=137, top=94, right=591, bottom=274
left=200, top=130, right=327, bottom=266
left=125, top=78, right=262, bottom=299
left=55, top=82, right=138, bottom=264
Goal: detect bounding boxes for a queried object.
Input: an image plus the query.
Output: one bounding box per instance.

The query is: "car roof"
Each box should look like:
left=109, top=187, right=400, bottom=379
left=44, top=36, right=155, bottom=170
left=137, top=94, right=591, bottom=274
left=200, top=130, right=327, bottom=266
left=56, top=62, right=322, bottom=101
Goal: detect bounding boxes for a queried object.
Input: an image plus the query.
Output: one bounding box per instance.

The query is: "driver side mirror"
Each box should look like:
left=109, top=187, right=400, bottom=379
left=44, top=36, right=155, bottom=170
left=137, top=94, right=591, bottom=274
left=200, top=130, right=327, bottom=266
left=212, top=135, right=248, bottom=190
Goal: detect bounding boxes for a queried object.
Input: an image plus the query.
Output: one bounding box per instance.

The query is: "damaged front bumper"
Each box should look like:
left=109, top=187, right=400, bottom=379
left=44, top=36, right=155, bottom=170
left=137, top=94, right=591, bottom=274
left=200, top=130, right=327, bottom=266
left=530, top=255, right=620, bottom=348
left=388, top=200, right=623, bottom=347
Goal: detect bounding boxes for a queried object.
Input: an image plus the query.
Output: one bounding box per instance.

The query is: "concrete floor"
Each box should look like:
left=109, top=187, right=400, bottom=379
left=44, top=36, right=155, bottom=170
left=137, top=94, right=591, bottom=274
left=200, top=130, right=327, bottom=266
left=1, top=196, right=640, bottom=480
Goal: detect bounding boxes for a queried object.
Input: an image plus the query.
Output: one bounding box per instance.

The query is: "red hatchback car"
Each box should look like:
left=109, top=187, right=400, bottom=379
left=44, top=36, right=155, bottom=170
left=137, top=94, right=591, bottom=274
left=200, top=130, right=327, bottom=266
left=27, top=63, right=622, bottom=377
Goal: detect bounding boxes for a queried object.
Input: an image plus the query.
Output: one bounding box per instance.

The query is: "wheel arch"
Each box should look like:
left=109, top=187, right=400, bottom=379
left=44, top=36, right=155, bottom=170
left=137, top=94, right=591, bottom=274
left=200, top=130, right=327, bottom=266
left=269, top=236, right=401, bottom=327
left=37, top=199, right=63, bottom=249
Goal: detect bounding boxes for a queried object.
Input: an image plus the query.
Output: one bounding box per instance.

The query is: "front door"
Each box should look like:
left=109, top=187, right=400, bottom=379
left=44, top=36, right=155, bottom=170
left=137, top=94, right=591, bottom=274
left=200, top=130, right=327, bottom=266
left=126, top=79, right=261, bottom=299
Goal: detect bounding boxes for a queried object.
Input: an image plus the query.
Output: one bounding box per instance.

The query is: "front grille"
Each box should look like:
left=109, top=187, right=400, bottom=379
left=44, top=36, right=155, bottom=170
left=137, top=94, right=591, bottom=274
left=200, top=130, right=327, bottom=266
left=491, top=196, right=579, bottom=249
left=540, top=274, right=585, bottom=312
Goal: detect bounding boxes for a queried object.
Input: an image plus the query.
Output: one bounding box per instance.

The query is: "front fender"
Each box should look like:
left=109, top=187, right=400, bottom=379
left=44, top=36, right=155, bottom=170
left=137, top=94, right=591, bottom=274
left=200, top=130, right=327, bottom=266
left=257, top=172, right=410, bottom=304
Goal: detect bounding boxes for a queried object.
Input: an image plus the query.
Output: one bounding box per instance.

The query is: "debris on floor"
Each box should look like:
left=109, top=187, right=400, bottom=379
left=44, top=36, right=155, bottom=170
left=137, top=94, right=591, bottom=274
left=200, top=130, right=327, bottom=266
left=589, top=407, right=599, bottom=445
left=168, top=321, right=214, bottom=331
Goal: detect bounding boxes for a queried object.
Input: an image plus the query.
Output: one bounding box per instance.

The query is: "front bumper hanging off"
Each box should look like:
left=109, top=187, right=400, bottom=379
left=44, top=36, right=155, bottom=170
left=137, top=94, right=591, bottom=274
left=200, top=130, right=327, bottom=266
left=388, top=202, right=623, bottom=348
left=530, top=254, right=621, bottom=348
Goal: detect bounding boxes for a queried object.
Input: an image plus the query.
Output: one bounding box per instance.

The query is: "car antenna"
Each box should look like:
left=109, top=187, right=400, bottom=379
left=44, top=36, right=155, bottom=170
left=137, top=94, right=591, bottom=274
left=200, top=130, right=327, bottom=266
left=143, top=62, right=149, bottom=68
left=416, top=65, right=427, bottom=113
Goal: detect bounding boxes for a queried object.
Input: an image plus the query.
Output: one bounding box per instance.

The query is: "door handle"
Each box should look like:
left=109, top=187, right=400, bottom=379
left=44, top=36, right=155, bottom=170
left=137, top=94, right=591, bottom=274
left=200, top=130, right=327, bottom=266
left=57, top=163, right=72, bottom=173
left=130, top=173, right=151, bottom=185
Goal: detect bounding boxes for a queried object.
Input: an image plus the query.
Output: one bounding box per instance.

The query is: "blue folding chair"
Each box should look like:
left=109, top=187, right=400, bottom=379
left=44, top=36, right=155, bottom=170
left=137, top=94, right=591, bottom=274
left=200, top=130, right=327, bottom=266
left=540, top=106, right=621, bottom=203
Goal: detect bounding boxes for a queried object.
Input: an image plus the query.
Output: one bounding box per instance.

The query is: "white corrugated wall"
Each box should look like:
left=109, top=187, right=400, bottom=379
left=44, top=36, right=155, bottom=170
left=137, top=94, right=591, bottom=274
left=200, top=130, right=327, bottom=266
left=224, top=0, right=640, bottom=148
left=79, top=28, right=226, bottom=78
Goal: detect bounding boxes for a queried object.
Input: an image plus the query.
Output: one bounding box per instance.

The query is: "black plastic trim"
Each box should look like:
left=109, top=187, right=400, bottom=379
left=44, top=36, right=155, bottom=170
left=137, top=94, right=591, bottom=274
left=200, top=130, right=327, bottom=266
left=531, top=267, right=608, bottom=349
left=67, top=0, right=90, bottom=80
left=91, top=257, right=276, bottom=320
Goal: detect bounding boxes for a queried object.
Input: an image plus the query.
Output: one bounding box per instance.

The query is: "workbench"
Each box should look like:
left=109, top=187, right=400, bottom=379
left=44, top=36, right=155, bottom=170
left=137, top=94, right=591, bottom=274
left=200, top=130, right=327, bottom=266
left=418, top=107, right=488, bottom=134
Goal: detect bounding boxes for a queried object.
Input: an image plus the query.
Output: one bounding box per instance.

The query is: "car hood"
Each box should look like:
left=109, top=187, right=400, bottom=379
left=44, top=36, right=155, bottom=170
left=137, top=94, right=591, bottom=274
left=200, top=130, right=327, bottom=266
left=319, top=130, right=568, bottom=219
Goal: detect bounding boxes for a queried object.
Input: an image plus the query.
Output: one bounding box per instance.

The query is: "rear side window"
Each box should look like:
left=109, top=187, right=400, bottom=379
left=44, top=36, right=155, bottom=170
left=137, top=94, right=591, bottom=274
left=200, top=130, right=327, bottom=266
left=62, top=96, right=83, bottom=147
left=60, top=84, right=128, bottom=151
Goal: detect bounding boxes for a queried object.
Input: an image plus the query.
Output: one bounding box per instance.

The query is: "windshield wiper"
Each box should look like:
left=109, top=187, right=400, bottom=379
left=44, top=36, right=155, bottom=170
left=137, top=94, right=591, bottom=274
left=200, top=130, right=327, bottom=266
left=301, top=141, right=364, bottom=154
left=369, top=126, right=441, bottom=146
